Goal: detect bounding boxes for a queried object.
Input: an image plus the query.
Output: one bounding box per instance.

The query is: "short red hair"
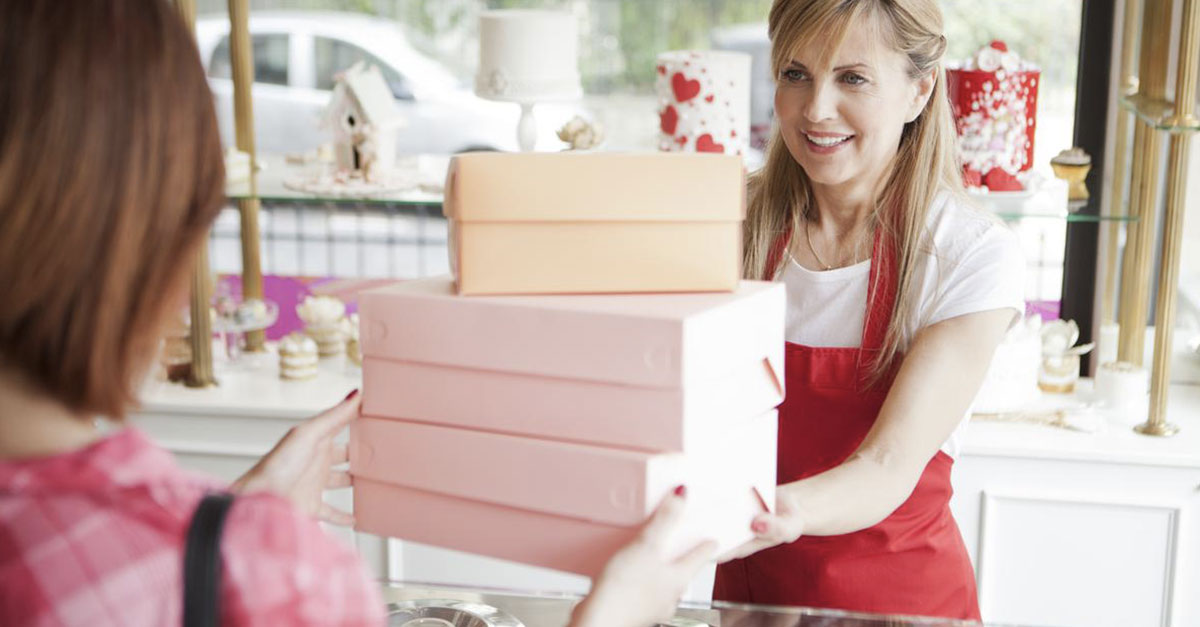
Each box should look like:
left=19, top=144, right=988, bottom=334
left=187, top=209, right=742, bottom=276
left=0, top=1, right=225, bottom=418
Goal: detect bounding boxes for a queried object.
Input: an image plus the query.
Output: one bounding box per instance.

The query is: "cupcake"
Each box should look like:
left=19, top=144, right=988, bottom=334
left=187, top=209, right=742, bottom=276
left=1050, top=147, right=1092, bottom=201
left=296, top=295, right=346, bottom=358
left=278, top=332, right=319, bottom=380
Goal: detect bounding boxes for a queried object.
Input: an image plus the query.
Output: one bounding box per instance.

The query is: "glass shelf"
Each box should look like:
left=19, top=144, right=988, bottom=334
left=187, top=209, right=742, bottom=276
left=1120, top=94, right=1200, bottom=134
left=995, top=211, right=1140, bottom=223
left=225, top=154, right=447, bottom=207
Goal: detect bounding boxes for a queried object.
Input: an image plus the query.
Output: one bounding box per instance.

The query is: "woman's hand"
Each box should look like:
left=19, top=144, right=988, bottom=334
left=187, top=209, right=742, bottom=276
left=569, top=488, right=718, bottom=627
left=230, top=390, right=359, bottom=525
left=718, top=484, right=806, bottom=562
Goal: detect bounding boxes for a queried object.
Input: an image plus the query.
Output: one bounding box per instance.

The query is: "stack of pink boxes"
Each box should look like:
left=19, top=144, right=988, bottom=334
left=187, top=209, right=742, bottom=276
left=351, top=152, right=785, bottom=576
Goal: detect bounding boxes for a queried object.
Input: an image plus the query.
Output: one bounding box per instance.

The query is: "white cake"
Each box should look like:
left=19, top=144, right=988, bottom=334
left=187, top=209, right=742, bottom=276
left=475, top=10, right=582, bottom=102
left=973, top=315, right=1042, bottom=414
left=656, top=50, right=752, bottom=157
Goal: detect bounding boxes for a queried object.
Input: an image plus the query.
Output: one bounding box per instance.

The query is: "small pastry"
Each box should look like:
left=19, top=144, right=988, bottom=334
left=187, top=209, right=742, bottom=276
left=278, top=332, right=319, bottom=380
left=296, top=295, right=347, bottom=358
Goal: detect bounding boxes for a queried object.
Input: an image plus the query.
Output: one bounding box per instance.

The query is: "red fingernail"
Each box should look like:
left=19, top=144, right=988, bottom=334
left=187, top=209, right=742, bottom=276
left=344, top=389, right=359, bottom=401
left=751, top=520, right=767, bottom=534
left=673, top=484, right=687, bottom=497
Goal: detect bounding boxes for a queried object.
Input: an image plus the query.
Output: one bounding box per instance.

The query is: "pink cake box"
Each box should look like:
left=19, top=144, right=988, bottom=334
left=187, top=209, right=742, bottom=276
left=358, top=278, right=784, bottom=450
left=351, top=410, right=777, bottom=576
left=361, top=353, right=781, bottom=453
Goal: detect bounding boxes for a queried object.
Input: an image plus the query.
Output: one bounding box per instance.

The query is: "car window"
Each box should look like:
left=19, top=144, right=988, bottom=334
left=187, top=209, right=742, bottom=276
left=314, top=37, right=413, bottom=100
left=208, top=33, right=289, bottom=87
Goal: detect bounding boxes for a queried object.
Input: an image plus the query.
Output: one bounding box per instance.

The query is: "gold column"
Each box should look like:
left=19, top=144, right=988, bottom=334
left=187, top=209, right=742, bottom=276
left=173, top=0, right=217, bottom=388
left=1139, top=0, right=1199, bottom=437
left=1103, top=0, right=1141, bottom=325
left=228, top=0, right=266, bottom=352
left=1118, top=0, right=1170, bottom=365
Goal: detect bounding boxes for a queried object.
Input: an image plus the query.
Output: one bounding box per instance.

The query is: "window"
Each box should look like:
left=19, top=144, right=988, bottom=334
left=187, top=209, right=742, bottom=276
left=314, top=37, right=414, bottom=100
left=208, top=33, right=290, bottom=86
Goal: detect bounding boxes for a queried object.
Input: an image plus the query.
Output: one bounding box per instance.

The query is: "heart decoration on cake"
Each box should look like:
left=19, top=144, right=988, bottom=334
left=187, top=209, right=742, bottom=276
left=659, top=105, right=679, bottom=135
left=671, top=72, right=701, bottom=103
left=656, top=50, right=751, bottom=157
left=695, top=134, right=725, bottom=153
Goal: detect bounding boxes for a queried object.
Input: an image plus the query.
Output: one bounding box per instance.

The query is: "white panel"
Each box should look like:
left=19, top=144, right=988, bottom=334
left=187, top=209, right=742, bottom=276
left=978, top=490, right=1181, bottom=627
left=394, top=540, right=592, bottom=595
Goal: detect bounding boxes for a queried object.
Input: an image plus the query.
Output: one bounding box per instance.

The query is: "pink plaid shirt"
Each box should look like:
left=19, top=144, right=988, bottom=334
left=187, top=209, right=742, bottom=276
left=0, top=428, right=384, bottom=626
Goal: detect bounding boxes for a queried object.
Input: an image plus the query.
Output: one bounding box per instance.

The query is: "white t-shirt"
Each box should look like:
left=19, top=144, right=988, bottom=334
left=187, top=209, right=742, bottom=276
left=781, top=191, right=1025, bottom=458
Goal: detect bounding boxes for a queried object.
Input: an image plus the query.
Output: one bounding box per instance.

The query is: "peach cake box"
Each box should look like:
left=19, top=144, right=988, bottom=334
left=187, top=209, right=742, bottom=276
left=442, top=151, right=746, bottom=296
left=350, top=277, right=786, bottom=575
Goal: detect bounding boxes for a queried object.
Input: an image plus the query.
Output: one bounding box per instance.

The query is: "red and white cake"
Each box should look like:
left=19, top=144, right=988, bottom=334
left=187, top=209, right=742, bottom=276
left=655, top=50, right=751, bottom=157
left=946, top=41, right=1040, bottom=192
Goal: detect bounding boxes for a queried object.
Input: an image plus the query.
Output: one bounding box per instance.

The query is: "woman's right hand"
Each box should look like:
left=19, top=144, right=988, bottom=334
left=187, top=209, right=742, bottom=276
left=569, top=487, right=718, bottom=627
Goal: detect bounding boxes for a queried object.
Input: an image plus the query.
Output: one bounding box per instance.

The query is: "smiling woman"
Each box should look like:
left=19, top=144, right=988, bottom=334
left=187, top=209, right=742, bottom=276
left=715, top=0, right=1025, bottom=620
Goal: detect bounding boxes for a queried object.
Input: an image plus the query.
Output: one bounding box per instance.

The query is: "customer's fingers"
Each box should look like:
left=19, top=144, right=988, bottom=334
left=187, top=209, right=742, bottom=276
left=640, top=488, right=687, bottom=544
left=673, top=538, right=719, bottom=573
left=326, top=470, right=352, bottom=489
left=319, top=502, right=355, bottom=526
left=305, top=390, right=361, bottom=439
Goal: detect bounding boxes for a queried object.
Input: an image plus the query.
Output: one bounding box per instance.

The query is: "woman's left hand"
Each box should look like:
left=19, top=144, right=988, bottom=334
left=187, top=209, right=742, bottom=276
left=717, top=483, right=807, bottom=561
left=230, top=389, right=360, bottom=526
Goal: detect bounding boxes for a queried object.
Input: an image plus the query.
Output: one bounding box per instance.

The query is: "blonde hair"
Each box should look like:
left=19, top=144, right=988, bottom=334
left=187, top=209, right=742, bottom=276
left=745, top=0, right=962, bottom=380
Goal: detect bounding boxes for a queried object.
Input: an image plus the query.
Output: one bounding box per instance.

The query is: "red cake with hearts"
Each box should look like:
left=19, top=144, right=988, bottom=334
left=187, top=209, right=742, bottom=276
left=655, top=50, right=751, bottom=156
left=946, top=41, right=1040, bottom=192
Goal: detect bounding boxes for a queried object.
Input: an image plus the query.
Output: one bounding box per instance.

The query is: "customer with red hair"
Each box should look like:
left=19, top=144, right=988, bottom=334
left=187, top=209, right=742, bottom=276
left=0, top=2, right=712, bottom=625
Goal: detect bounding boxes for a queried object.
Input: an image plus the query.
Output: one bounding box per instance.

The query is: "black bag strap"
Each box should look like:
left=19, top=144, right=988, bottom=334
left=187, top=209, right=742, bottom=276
left=183, top=492, right=236, bottom=627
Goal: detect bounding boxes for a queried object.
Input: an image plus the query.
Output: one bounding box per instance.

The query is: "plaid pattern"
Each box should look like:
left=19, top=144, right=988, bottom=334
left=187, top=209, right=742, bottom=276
left=0, top=428, right=383, bottom=626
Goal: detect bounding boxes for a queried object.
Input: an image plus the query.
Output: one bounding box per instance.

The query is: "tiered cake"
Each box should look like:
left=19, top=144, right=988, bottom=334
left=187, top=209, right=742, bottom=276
left=475, top=10, right=582, bottom=102
left=946, top=41, right=1041, bottom=192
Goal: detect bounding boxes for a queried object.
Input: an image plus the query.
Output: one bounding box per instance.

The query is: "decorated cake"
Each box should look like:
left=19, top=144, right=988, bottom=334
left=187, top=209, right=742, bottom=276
left=278, top=332, right=319, bottom=381
left=297, top=295, right=347, bottom=358
left=656, top=50, right=752, bottom=157
left=475, top=10, right=582, bottom=102
left=946, top=41, right=1040, bottom=192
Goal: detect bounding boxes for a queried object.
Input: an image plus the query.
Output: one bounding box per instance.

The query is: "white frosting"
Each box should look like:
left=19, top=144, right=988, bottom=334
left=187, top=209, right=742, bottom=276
left=297, top=296, right=345, bottom=326
left=974, top=315, right=1043, bottom=414
left=475, top=10, right=581, bottom=102
left=279, top=333, right=318, bottom=355
left=655, top=50, right=751, bottom=157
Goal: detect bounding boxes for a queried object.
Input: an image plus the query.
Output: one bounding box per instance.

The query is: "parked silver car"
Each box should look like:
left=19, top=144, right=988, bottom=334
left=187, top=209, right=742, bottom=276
left=195, top=11, right=576, bottom=155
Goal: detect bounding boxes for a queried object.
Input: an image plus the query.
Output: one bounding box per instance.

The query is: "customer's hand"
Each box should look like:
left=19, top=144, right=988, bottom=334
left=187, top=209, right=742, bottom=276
left=231, top=389, right=359, bottom=525
left=717, top=483, right=806, bottom=562
left=569, top=487, right=718, bottom=627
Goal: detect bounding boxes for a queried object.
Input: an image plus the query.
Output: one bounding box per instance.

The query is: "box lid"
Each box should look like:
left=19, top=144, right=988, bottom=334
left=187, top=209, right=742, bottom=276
left=442, top=152, right=745, bottom=223
left=359, top=276, right=784, bottom=390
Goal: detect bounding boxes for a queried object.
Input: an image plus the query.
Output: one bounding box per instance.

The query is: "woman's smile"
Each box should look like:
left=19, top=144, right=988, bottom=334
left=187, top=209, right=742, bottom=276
left=803, top=130, right=856, bottom=153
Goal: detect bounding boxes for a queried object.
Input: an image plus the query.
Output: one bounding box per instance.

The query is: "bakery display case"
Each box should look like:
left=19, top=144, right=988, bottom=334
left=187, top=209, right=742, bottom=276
left=379, top=581, right=994, bottom=627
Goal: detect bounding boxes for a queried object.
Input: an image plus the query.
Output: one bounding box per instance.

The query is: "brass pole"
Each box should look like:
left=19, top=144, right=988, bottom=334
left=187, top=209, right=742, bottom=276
left=186, top=246, right=217, bottom=388
left=1103, top=0, right=1142, bottom=324
left=1117, top=0, right=1170, bottom=365
left=174, top=0, right=216, bottom=388
left=228, top=0, right=266, bottom=352
left=1139, top=0, right=1199, bottom=437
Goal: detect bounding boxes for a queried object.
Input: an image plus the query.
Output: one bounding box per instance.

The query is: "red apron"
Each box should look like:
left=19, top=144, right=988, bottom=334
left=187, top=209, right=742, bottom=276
left=714, top=230, right=981, bottom=621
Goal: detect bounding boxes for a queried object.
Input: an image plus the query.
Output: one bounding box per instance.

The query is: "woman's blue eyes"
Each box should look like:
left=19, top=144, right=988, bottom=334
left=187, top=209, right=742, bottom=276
left=782, top=68, right=807, bottom=82
left=781, top=69, right=867, bottom=86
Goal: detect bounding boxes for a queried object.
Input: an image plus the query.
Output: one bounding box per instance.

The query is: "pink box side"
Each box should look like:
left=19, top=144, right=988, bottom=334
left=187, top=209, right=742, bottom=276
left=351, top=416, right=680, bottom=526
left=354, top=479, right=631, bottom=576
left=350, top=411, right=777, bottom=534
left=358, top=277, right=784, bottom=389
left=361, top=354, right=782, bottom=453
left=352, top=410, right=775, bottom=576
